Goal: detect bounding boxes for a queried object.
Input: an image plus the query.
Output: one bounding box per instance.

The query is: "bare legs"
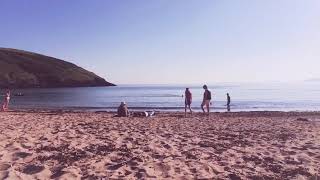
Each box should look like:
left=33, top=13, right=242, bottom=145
left=2, top=99, right=9, bottom=111
left=201, top=104, right=205, bottom=113
left=201, top=101, right=210, bottom=115
left=185, top=104, right=193, bottom=117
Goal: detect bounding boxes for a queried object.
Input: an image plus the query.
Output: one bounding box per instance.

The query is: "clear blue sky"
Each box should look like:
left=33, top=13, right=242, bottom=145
left=1, top=0, right=320, bottom=84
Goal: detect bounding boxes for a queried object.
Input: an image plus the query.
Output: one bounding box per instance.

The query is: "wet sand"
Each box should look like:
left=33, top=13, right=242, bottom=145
left=0, top=111, right=319, bottom=179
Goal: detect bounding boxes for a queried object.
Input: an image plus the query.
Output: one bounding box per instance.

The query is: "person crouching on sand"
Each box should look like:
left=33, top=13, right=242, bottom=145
left=117, top=101, right=129, bottom=117
left=184, top=88, right=193, bottom=117
left=2, top=89, right=11, bottom=112
left=201, top=85, right=212, bottom=115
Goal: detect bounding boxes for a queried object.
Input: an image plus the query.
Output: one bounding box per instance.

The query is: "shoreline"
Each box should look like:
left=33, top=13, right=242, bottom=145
left=5, top=108, right=320, bottom=116
left=6, top=106, right=320, bottom=113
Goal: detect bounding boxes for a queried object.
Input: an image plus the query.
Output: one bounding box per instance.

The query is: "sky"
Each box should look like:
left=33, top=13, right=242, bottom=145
left=1, top=0, right=320, bottom=85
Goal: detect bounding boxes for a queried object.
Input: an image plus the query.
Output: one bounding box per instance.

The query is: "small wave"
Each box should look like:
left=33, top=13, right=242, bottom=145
left=117, top=94, right=183, bottom=98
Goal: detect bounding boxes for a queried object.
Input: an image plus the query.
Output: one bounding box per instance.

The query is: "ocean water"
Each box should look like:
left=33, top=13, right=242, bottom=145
left=2, top=82, right=320, bottom=112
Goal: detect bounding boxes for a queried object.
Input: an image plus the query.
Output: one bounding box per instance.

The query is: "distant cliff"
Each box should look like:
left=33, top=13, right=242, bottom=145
left=0, top=48, right=115, bottom=88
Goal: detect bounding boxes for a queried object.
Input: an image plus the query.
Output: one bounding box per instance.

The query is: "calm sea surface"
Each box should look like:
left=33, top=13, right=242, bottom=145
left=2, top=82, right=320, bottom=112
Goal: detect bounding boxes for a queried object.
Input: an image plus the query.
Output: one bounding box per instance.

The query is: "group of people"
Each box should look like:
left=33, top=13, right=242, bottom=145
left=184, top=85, right=231, bottom=117
left=116, top=84, right=231, bottom=117
left=1, top=89, right=10, bottom=111
left=2, top=86, right=231, bottom=115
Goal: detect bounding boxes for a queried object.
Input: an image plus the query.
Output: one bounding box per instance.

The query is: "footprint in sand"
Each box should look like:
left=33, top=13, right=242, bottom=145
left=21, top=164, right=45, bottom=175
left=106, top=163, right=124, bottom=171
left=151, top=153, right=166, bottom=160
left=0, top=171, right=9, bottom=179
left=307, top=151, right=317, bottom=157
left=50, top=166, right=66, bottom=179
left=0, top=163, right=11, bottom=171
left=228, top=173, right=242, bottom=180
left=160, top=141, right=171, bottom=149
left=284, top=157, right=301, bottom=165
left=174, top=167, right=181, bottom=174
left=154, top=163, right=171, bottom=178
left=13, top=152, right=32, bottom=159
left=21, top=143, right=33, bottom=149
left=281, top=150, right=296, bottom=156
left=134, top=168, right=148, bottom=179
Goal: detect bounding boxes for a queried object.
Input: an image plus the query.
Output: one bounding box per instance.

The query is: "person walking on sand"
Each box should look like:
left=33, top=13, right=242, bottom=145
left=2, top=89, right=11, bottom=111
left=201, top=85, right=212, bottom=115
left=184, top=88, right=193, bottom=117
left=227, top=93, right=231, bottom=112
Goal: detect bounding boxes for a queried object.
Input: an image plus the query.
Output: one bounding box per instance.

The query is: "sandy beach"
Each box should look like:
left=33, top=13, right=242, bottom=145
left=0, top=111, right=319, bottom=179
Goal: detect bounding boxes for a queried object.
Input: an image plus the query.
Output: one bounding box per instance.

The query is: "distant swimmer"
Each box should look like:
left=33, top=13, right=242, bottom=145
left=201, top=85, right=212, bottom=115
left=227, top=93, right=231, bottom=112
left=184, top=88, right=193, bottom=117
left=14, top=92, right=24, bottom=96
left=2, top=89, right=11, bottom=111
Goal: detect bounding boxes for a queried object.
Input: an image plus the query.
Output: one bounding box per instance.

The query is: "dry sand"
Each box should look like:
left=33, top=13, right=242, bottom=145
left=0, top=111, right=319, bottom=179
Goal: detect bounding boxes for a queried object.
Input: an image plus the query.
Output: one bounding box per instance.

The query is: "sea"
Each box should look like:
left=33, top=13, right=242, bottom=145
left=2, top=82, right=320, bottom=112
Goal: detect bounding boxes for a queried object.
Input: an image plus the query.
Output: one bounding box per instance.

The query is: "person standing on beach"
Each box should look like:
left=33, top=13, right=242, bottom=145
left=201, top=85, right=211, bottom=115
left=2, top=89, right=11, bottom=111
left=227, top=93, right=231, bottom=112
left=184, top=88, right=192, bottom=117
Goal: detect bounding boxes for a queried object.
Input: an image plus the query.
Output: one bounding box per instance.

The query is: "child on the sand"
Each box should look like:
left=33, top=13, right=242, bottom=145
left=2, top=89, right=10, bottom=111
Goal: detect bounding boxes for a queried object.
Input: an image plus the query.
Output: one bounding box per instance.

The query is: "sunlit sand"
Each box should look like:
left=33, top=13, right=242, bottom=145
left=0, top=111, right=319, bottom=179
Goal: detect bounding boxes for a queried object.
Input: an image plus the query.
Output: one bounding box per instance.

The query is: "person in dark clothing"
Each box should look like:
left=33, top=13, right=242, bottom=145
left=227, top=93, right=231, bottom=106
left=227, top=93, right=231, bottom=112
left=201, top=85, right=212, bottom=115
left=116, top=102, right=129, bottom=117
left=184, top=88, right=193, bottom=117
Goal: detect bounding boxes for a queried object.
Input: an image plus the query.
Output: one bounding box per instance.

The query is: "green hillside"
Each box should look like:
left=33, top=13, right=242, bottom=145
left=0, top=48, right=115, bottom=88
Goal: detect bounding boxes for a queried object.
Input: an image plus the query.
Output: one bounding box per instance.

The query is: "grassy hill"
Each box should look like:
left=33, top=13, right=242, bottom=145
left=0, top=48, right=115, bottom=88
